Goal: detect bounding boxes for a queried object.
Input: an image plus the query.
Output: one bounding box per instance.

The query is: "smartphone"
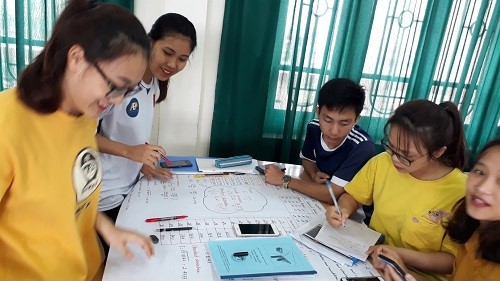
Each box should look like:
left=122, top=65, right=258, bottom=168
left=255, top=164, right=286, bottom=174
left=160, top=160, right=193, bottom=168
left=340, top=277, right=382, bottom=281
left=378, top=254, right=406, bottom=280
left=233, top=223, right=280, bottom=237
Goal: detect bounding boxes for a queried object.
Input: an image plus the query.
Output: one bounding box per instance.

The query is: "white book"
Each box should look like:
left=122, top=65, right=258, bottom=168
left=294, top=216, right=382, bottom=263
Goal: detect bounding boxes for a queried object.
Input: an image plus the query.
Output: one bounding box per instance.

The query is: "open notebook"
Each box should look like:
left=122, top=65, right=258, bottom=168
left=300, top=217, right=383, bottom=262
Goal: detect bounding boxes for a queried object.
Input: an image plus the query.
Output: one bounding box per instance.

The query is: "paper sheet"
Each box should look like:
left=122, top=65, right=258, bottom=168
left=314, top=218, right=382, bottom=261
left=291, top=217, right=352, bottom=265
left=103, top=175, right=381, bottom=281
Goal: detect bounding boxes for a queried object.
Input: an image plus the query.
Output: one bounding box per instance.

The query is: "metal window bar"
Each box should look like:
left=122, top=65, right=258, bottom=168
left=1, top=0, right=63, bottom=91
left=266, top=0, right=499, bottom=151
left=430, top=0, right=495, bottom=123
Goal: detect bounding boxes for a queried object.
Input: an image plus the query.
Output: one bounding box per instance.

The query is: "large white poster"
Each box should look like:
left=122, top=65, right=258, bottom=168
left=103, top=175, right=380, bottom=281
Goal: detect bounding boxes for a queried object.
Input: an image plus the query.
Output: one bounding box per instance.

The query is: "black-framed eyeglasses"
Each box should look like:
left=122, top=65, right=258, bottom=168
left=93, top=63, right=142, bottom=99
left=381, top=139, right=415, bottom=166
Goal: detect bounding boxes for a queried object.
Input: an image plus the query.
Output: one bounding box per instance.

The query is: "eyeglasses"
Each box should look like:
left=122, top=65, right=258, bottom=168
left=93, top=63, right=141, bottom=99
left=381, top=139, right=419, bottom=166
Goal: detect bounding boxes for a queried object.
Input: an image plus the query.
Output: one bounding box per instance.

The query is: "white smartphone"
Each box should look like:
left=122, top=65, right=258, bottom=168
left=233, top=223, right=280, bottom=237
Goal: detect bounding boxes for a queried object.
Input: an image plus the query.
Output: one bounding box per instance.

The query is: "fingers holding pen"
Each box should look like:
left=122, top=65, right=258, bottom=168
left=134, top=142, right=170, bottom=168
left=314, top=171, right=330, bottom=184
left=325, top=205, right=348, bottom=228
left=126, top=144, right=161, bottom=166
left=145, top=144, right=166, bottom=156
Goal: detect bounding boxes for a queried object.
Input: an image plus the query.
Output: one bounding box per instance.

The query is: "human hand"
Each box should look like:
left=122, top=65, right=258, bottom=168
left=140, top=164, right=174, bottom=181
left=314, top=171, right=330, bottom=184
left=103, top=225, right=155, bottom=261
left=126, top=144, right=166, bottom=168
left=325, top=205, right=349, bottom=228
left=383, top=266, right=416, bottom=281
left=264, top=164, right=286, bottom=186
left=366, top=245, right=408, bottom=272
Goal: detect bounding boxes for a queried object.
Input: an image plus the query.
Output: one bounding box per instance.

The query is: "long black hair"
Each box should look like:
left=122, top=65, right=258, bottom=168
left=446, top=139, right=500, bottom=262
left=148, top=13, right=197, bottom=103
left=18, top=0, right=150, bottom=113
left=384, top=100, right=467, bottom=170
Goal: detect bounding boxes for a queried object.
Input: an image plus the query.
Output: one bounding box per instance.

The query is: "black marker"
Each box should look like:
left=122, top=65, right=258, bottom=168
left=233, top=251, right=249, bottom=257
left=156, top=227, right=193, bottom=232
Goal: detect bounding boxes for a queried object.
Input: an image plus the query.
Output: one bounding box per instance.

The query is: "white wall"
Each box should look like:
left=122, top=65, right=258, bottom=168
left=135, top=0, right=225, bottom=156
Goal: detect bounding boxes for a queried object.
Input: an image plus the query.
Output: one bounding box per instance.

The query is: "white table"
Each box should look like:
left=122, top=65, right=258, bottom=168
left=102, top=168, right=379, bottom=280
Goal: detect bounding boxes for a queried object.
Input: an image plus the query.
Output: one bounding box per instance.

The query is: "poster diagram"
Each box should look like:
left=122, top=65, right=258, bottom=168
left=105, top=175, right=379, bottom=281
left=203, top=185, right=268, bottom=213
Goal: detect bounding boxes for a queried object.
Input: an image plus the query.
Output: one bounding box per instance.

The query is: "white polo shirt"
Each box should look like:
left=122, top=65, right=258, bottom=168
left=98, top=78, right=159, bottom=211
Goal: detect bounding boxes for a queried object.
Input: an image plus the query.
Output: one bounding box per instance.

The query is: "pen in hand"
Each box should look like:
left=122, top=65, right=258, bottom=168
left=145, top=142, right=172, bottom=165
left=326, top=180, right=345, bottom=227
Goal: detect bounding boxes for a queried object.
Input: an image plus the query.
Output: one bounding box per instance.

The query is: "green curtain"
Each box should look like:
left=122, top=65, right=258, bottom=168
left=210, top=0, right=286, bottom=161
left=0, top=0, right=134, bottom=92
left=0, top=0, right=65, bottom=91
left=211, top=0, right=500, bottom=163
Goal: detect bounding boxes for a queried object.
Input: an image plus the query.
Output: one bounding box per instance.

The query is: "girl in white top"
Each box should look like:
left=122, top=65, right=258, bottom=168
left=97, top=13, right=197, bottom=221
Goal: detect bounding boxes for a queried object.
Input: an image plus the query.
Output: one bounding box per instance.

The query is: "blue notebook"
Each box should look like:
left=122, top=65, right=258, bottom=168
left=207, top=236, right=316, bottom=279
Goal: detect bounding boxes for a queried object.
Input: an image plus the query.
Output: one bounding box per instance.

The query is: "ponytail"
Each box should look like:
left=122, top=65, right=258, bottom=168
left=157, top=80, right=169, bottom=103
left=385, top=100, right=467, bottom=170
left=438, top=101, right=467, bottom=170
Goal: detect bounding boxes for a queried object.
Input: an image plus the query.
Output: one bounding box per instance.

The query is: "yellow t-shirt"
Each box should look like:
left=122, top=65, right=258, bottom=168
left=450, top=231, right=500, bottom=281
left=345, top=152, right=466, bottom=281
left=0, top=89, right=103, bottom=280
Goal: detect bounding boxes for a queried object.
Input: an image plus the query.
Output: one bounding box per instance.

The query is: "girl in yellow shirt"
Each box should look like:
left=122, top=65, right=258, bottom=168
left=0, top=1, right=154, bottom=280
left=377, top=138, right=500, bottom=281
left=326, top=100, right=467, bottom=281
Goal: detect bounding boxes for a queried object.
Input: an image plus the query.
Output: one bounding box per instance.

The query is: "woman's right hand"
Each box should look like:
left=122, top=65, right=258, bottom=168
left=382, top=267, right=416, bottom=281
left=126, top=144, right=166, bottom=167
left=325, top=205, right=349, bottom=228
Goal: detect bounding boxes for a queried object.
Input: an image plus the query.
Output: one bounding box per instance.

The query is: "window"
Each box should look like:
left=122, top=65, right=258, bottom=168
left=0, top=0, right=64, bottom=90
left=265, top=0, right=498, bottom=138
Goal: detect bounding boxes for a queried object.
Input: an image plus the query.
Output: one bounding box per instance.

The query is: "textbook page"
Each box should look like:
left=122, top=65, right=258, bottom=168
left=314, top=218, right=382, bottom=261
